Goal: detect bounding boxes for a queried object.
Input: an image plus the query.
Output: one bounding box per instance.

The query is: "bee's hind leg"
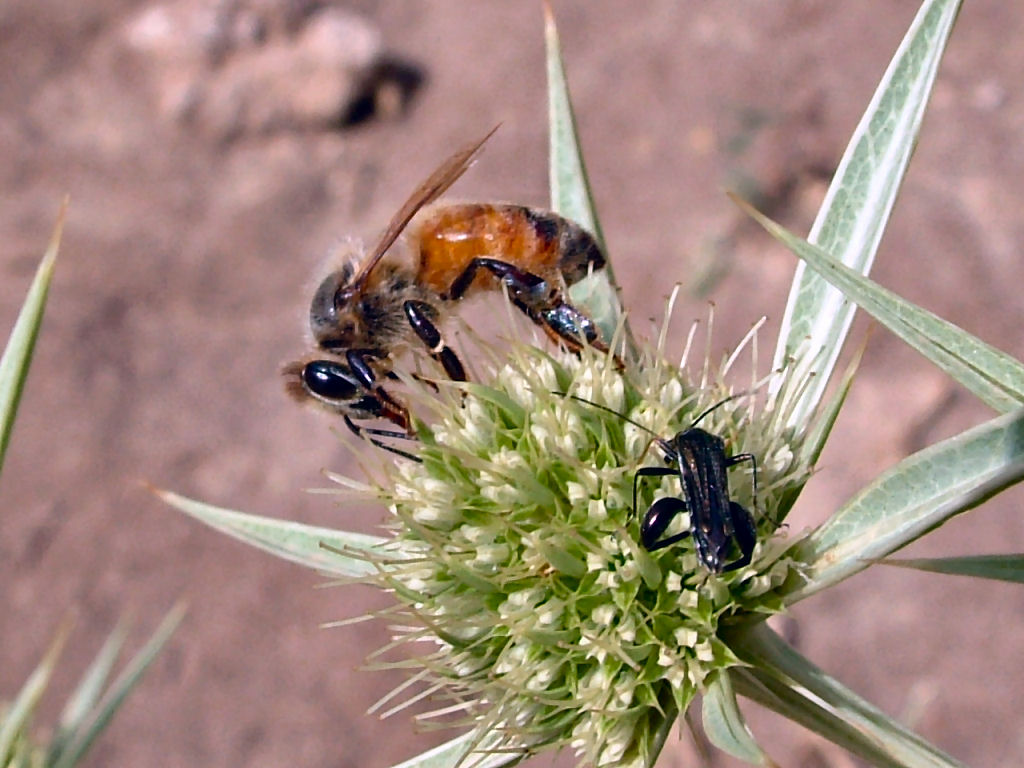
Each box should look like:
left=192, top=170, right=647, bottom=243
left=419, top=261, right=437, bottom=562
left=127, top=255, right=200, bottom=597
left=447, top=257, right=600, bottom=350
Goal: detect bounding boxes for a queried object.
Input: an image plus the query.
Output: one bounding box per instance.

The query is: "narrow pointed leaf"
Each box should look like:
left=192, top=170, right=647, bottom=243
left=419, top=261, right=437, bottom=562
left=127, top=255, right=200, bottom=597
left=47, top=620, right=128, bottom=763
left=160, top=489, right=385, bottom=576
left=731, top=624, right=964, bottom=768
left=771, top=0, right=963, bottom=428
left=745, top=199, right=1024, bottom=412
left=545, top=1, right=604, bottom=253
left=51, top=603, right=185, bottom=768
left=799, top=334, right=866, bottom=472
left=788, top=408, right=1024, bottom=602
left=0, top=200, right=64, bottom=476
left=544, top=2, right=633, bottom=354
left=732, top=668, right=907, bottom=768
left=388, top=731, right=517, bottom=768
left=702, top=672, right=770, bottom=765
left=881, top=553, right=1024, bottom=583
left=775, top=335, right=867, bottom=517
left=0, top=622, right=70, bottom=760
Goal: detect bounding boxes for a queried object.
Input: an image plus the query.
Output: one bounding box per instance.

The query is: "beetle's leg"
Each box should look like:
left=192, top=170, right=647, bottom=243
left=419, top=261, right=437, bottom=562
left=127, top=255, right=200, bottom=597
left=640, top=496, right=692, bottom=551
left=727, top=451, right=785, bottom=528
left=632, top=465, right=678, bottom=519
left=718, top=502, right=757, bottom=572
left=726, top=451, right=761, bottom=515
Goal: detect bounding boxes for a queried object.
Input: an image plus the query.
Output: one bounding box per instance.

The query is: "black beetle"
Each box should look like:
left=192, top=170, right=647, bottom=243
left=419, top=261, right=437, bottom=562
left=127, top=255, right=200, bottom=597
left=563, top=393, right=760, bottom=574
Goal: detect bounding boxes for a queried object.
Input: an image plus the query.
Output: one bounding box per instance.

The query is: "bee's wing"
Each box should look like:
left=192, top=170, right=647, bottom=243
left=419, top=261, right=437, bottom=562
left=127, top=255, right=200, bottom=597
left=351, top=125, right=500, bottom=291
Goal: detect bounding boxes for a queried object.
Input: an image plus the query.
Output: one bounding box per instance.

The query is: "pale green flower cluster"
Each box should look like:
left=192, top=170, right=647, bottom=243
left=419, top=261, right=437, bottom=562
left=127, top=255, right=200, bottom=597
left=359, top=331, right=809, bottom=767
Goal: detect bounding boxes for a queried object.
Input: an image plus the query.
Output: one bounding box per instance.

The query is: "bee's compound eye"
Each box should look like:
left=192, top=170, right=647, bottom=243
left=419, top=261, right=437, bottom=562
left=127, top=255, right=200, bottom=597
left=310, top=272, right=346, bottom=338
left=303, top=360, right=360, bottom=402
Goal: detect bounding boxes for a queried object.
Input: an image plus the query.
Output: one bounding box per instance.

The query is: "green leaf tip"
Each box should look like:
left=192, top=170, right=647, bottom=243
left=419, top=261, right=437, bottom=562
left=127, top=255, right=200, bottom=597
left=880, top=553, right=1024, bottom=584
left=736, top=192, right=1024, bottom=414
left=0, top=619, right=72, bottom=760
left=157, top=487, right=386, bottom=577
left=49, top=603, right=186, bottom=768
left=769, top=0, right=963, bottom=430
left=702, top=673, right=772, bottom=765
left=544, top=0, right=634, bottom=357
left=0, top=198, right=66, bottom=476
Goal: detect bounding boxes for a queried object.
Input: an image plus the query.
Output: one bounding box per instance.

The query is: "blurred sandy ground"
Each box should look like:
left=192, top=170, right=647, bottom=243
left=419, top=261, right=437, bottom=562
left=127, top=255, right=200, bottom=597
left=1, top=2, right=1023, bottom=766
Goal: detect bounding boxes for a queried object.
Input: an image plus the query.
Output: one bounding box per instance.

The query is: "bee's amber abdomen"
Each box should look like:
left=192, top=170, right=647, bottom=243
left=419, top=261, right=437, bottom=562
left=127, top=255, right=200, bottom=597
left=416, top=204, right=562, bottom=296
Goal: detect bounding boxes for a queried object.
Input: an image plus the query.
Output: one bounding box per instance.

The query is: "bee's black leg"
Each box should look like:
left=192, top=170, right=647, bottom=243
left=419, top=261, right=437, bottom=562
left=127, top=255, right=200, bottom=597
left=345, top=349, right=383, bottom=389
left=344, top=348, right=412, bottom=432
left=539, top=303, right=603, bottom=352
left=445, top=257, right=539, bottom=301
left=342, top=416, right=421, bottom=462
left=403, top=300, right=467, bottom=382
left=342, top=417, right=417, bottom=442
left=447, top=257, right=606, bottom=354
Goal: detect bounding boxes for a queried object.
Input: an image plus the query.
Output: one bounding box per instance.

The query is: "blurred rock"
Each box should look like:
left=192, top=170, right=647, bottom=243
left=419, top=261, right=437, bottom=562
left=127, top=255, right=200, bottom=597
left=122, top=0, right=384, bottom=138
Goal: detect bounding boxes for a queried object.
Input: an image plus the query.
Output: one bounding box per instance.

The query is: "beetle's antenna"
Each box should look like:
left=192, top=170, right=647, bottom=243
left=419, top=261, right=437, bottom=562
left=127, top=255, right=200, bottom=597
left=555, top=392, right=662, bottom=439
left=688, top=392, right=753, bottom=429
left=561, top=391, right=757, bottom=435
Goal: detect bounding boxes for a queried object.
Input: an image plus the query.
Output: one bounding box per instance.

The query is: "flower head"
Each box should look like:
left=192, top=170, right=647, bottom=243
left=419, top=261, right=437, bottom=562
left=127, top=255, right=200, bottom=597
left=353, top=313, right=811, bottom=767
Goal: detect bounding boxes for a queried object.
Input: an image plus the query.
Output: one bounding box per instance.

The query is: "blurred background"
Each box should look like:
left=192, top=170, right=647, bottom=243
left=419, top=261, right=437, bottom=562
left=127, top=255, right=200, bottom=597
left=2, top=1, right=1023, bottom=766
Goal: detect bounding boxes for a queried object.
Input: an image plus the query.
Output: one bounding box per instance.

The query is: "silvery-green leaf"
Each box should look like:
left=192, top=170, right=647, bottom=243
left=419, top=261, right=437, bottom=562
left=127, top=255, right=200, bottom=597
left=776, top=338, right=866, bottom=517
left=160, top=489, right=385, bottom=577
left=731, top=623, right=964, bottom=768
left=732, top=668, right=907, bottom=768
left=702, top=672, right=771, bottom=765
left=881, top=553, right=1024, bottom=584
left=545, top=2, right=604, bottom=251
left=799, top=337, right=866, bottom=471
left=788, top=407, right=1024, bottom=602
left=771, top=0, right=963, bottom=428
left=745, top=200, right=1024, bottom=413
left=544, top=2, right=633, bottom=354
left=46, top=620, right=128, bottom=764
left=388, top=730, right=518, bottom=768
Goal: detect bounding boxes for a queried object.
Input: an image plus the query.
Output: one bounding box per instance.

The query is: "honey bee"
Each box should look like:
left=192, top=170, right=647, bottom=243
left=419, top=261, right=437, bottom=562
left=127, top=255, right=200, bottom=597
left=285, top=127, right=609, bottom=446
